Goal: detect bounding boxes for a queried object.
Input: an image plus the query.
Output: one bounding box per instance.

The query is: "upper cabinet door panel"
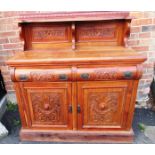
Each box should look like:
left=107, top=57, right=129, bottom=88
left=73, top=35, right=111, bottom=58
left=76, top=21, right=124, bottom=46
left=22, top=23, right=72, bottom=50
left=77, top=81, right=133, bottom=131
left=21, top=82, right=72, bottom=130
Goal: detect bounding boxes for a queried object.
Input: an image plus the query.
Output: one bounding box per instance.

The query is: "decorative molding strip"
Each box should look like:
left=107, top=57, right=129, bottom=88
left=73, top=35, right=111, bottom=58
left=18, top=12, right=130, bottom=22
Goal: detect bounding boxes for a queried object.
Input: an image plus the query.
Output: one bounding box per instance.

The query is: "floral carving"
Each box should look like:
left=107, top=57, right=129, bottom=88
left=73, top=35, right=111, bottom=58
left=33, top=27, right=67, bottom=41
left=93, top=68, right=117, bottom=80
left=30, top=92, right=64, bottom=123
left=77, top=24, right=115, bottom=40
left=30, top=71, right=57, bottom=81
left=87, top=92, right=118, bottom=124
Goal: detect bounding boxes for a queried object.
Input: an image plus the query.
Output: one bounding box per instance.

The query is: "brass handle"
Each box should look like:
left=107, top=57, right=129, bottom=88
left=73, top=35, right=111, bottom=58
left=77, top=104, right=81, bottom=113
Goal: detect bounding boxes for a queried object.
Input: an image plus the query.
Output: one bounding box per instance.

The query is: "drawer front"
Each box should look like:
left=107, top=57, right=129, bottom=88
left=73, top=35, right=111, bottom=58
left=13, top=66, right=141, bottom=82
left=77, top=66, right=139, bottom=81
left=14, top=68, right=72, bottom=82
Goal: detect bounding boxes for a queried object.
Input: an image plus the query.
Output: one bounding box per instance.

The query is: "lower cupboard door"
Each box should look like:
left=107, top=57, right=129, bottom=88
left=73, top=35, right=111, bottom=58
left=77, top=81, right=134, bottom=131
left=21, top=82, right=72, bottom=130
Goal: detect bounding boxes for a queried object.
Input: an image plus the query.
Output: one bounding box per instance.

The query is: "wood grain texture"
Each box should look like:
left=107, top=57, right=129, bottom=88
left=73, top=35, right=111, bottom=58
left=6, top=49, right=146, bottom=67
left=19, top=12, right=131, bottom=22
left=20, top=128, right=134, bottom=143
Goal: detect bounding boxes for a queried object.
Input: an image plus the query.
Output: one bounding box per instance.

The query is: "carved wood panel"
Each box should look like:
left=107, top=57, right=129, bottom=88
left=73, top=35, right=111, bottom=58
left=77, top=81, right=132, bottom=130
left=76, top=22, right=116, bottom=41
left=87, top=92, right=118, bottom=124
left=22, top=82, right=72, bottom=129
left=31, top=23, right=71, bottom=42
left=30, top=92, right=63, bottom=123
left=76, top=21, right=123, bottom=44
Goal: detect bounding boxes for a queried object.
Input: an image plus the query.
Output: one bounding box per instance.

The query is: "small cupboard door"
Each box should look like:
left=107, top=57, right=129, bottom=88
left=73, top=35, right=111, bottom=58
left=77, top=81, right=133, bottom=130
left=21, top=82, right=72, bottom=130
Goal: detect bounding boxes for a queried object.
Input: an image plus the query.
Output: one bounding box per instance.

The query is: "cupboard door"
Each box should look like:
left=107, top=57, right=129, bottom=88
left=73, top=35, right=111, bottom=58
left=21, top=82, right=72, bottom=130
left=77, top=81, right=133, bottom=130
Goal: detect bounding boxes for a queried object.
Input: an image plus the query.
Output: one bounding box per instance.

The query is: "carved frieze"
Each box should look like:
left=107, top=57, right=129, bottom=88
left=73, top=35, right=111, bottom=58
left=30, top=71, right=57, bottom=81
left=77, top=23, right=116, bottom=41
left=93, top=68, right=117, bottom=80
left=32, top=27, right=69, bottom=42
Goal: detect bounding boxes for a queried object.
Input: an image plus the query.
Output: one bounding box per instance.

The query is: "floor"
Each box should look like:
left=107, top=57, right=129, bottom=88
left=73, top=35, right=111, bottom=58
left=0, top=108, right=155, bottom=144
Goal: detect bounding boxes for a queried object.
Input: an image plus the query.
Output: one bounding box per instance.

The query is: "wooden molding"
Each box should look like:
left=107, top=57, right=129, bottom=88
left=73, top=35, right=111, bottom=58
left=18, top=12, right=131, bottom=23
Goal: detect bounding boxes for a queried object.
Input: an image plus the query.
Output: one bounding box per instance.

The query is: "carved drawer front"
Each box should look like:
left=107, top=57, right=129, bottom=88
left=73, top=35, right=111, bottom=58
left=77, top=81, right=133, bottom=130
left=21, top=82, right=72, bottom=129
left=14, top=68, right=72, bottom=82
left=77, top=66, right=139, bottom=81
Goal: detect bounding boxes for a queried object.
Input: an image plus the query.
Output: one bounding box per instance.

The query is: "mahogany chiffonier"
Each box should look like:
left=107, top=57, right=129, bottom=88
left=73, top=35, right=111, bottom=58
left=7, top=12, right=146, bottom=143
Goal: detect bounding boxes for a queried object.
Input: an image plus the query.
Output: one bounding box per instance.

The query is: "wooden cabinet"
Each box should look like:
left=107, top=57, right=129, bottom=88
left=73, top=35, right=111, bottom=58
left=7, top=12, right=147, bottom=143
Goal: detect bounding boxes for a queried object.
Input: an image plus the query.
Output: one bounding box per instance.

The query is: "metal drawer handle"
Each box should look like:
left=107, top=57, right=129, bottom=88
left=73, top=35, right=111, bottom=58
left=80, top=73, right=90, bottom=80
left=123, top=71, right=133, bottom=79
left=19, top=74, right=28, bottom=81
left=59, top=74, right=68, bottom=80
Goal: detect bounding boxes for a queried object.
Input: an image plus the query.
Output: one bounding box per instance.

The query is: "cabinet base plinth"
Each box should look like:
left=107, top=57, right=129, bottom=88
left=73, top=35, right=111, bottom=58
left=20, top=129, right=134, bottom=143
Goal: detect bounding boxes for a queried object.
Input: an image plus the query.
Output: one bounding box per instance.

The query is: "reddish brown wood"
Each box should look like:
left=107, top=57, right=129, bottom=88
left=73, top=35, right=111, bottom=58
left=7, top=49, right=146, bottom=67
left=20, top=129, right=134, bottom=143
left=20, top=19, right=130, bottom=50
left=7, top=13, right=146, bottom=143
left=77, top=81, right=133, bottom=131
left=19, top=12, right=131, bottom=22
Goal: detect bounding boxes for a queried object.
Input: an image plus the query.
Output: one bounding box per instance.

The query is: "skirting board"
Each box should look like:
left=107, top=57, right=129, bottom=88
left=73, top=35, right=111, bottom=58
left=20, top=128, right=134, bottom=143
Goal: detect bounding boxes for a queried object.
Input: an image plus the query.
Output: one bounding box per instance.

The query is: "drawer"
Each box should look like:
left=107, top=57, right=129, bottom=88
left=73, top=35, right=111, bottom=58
left=76, top=66, right=140, bottom=81
left=14, top=68, right=72, bottom=82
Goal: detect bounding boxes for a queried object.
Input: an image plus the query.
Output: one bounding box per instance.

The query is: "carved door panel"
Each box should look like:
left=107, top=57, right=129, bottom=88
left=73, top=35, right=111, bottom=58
left=77, top=81, right=133, bottom=130
left=21, top=82, right=72, bottom=130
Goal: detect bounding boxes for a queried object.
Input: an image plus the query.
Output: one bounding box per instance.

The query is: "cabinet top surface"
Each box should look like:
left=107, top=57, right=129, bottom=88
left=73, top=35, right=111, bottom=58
left=7, top=47, right=146, bottom=66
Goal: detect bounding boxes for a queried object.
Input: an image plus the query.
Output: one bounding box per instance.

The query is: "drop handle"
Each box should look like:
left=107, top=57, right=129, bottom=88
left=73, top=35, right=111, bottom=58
left=77, top=104, right=81, bottom=113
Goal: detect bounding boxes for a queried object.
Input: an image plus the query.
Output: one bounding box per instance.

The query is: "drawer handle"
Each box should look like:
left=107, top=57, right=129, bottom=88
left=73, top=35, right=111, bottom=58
left=80, top=73, right=90, bottom=80
left=77, top=104, right=81, bottom=113
left=59, top=74, right=68, bottom=80
left=68, top=104, right=72, bottom=113
left=19, top=74, right=28, bottom=81
left=123, top=71, right=133, bottom=79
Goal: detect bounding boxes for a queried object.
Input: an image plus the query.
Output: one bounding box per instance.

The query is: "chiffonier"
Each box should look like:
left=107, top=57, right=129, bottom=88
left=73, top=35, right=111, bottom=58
left=7, top=12, right=146, bottom=143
